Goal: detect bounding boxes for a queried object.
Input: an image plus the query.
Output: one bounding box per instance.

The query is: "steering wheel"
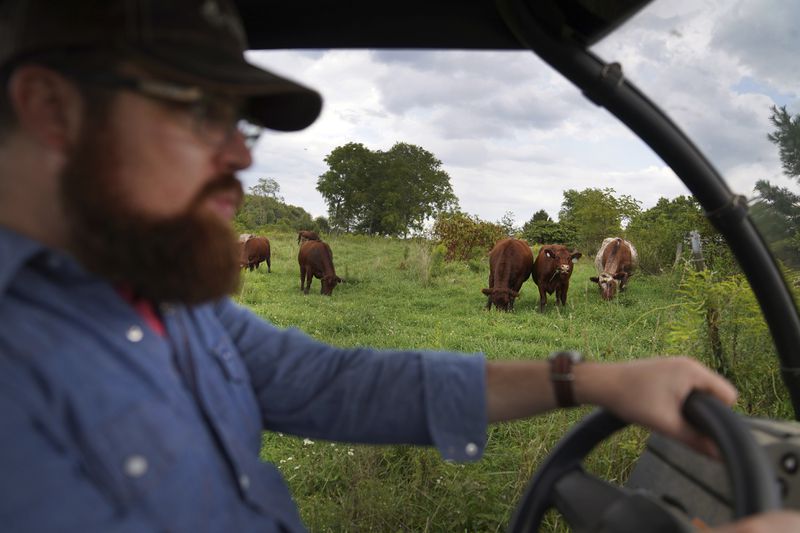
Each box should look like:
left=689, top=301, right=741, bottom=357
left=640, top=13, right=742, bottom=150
left=508, top=391, right=781, bottom=532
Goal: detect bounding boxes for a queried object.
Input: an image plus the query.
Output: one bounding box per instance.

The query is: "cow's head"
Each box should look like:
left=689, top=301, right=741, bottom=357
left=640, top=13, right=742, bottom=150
left=544, top=247, right=582, bottom=277
left=482, top=287, right=520, bottom=311
left=321, top=275, right=343, bottom=296
left=590, top=272, right=626, bottom=300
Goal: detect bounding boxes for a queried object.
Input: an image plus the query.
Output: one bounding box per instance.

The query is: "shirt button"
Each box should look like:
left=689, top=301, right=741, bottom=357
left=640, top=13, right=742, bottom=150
left=239, top=474, right=250, bottom=491
left=126, top=325, right=144, bottom=343
left=465, top=443, right=479, bottom=457
left=124, top=455, right=148, bottom=478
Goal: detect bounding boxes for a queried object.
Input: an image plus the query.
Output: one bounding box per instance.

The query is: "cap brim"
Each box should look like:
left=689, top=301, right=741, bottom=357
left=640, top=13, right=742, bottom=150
left=128, top=46, right=323, bottom=132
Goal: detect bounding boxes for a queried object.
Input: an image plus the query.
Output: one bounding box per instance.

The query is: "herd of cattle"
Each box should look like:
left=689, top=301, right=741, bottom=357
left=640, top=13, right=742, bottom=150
left=237, top=231, right=638, bottom=308
left=239, top=230, right=342, bottom=296
left=483, top=236, right=638, bottom=312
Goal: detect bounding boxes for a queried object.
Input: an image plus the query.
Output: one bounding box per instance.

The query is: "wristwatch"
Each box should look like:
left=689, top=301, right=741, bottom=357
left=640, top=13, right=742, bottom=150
left=548, top=351, right=583, bottom=408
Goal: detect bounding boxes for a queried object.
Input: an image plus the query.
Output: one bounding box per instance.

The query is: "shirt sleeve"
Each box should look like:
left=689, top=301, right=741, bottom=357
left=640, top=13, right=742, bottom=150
left=0, top=358, right=158, bottom=532
left=214, top=299, right=488, bottom=462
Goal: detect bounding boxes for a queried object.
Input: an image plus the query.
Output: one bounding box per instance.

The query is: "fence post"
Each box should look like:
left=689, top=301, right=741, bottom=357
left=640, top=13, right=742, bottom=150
left=673, top=241, right=683, bottom=268
left=690, top=230, right=706, bottom=271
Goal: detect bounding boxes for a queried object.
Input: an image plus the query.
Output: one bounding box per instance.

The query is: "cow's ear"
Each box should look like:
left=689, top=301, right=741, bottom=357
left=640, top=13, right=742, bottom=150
left=545, top=249, right=555, bottom=258
left=481, top=288, right=492, bottom=295
left=590, top=276, right=599, bottom=283
left=571, top=252, right=582, bottom=261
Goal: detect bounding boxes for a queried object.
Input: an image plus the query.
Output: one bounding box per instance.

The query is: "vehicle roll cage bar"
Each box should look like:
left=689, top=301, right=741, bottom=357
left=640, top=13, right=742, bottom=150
left=495, top=0, right=800, bottom=419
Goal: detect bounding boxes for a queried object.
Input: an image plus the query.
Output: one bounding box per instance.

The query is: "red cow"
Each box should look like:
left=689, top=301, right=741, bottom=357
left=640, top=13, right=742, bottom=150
left=297, top=230, right=320, bottom=245
left=482, top=238, right=534, bottom=311
left=532, top=245, right=582, bottom=312
left=239, top=236, right=271, bottom=273
left=298, top=240, right=342, bottom=296
left=590, top=237, right=638, bottom=300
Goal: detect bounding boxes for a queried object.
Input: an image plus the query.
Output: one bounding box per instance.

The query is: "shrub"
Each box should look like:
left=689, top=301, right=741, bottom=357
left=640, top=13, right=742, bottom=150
left=667, top=265, right=791, bottom=418
left=432, top=212, right=504, bottom=262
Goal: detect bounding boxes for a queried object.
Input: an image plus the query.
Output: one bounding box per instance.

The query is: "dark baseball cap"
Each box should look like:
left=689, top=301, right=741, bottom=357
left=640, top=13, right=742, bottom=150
left=0, top=0, right=322, bottom=131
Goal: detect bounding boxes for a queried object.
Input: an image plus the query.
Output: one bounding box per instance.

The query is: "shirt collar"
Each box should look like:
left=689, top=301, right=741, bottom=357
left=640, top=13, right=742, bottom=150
left=0, top=225, right=51, bottom=294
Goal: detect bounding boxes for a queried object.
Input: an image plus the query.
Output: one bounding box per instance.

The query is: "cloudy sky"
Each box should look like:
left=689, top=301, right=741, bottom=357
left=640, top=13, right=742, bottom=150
left=240, top=0, right=799, bottom=227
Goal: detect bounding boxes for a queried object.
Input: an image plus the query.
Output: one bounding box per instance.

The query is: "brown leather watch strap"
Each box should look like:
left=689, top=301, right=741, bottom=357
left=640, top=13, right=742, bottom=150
left=549, top=351, right=582, bottom=408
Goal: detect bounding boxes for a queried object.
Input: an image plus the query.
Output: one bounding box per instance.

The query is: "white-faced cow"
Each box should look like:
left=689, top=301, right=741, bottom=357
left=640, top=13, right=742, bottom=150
left=482, top=238, right=534, bottom=311
left=590, top=237, right=638, bottom=300
left=298, top=240, right=342, bottom=296
left=532, top=245, right=582, bottom=312
left=239, top=236, right=271, bottom=272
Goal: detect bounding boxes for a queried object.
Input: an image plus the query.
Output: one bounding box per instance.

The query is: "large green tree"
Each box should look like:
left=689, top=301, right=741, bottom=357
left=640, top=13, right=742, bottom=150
left=316, top=142, right=458, bottom=236
left=558, top=188, right=641, bottom=253
left=751, top=106, right=800, bottom=266
left=750, top=180, right=800, bottom=266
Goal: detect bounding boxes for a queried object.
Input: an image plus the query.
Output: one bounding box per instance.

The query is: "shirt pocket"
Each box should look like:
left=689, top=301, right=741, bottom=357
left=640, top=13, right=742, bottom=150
left=210, top=337, right=249, bottom=384
left=85, top=400, right=187, bottom=506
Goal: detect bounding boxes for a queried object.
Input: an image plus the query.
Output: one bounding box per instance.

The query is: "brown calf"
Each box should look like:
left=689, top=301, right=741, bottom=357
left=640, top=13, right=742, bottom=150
left=532, top=245, right=582, bottom=312
left=590, top=237, right=638, bottom=300
left=240, top=236, right=271, bottom=273
left=482, top=238, right=534, bottom=311
left=298, top=240, right=342, bottom=296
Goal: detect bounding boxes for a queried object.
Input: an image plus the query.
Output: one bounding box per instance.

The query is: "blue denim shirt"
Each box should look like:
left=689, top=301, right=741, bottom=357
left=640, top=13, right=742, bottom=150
left=0, top=227, right=487, bottom=532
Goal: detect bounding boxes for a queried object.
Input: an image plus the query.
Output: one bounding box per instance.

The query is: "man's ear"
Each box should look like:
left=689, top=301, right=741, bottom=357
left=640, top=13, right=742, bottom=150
left=7, top=65, right=84, bottom=152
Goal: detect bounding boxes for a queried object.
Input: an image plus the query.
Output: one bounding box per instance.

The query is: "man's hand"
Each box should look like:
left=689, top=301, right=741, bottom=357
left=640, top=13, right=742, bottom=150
left=575, top=357, right=738, bottom=455
left=486, top=356, right=737, bottom=455
left=711, top=511, right=800, bottom=532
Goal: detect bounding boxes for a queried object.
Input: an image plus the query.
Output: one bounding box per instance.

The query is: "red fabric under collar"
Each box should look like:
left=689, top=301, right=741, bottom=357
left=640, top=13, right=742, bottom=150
left=116, top=285, right=167, bottom=337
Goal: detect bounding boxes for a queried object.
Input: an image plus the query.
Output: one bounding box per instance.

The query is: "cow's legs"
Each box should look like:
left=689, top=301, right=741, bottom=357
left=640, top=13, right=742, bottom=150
left=538, top=287, right=547, bottom=312
left=303, top=273, right=313, bottom=295
left=485, top=272, right=496, bottom=310
left=267, top=256, right=271, bottom=273
left=299, top=266, right=306, bottom=292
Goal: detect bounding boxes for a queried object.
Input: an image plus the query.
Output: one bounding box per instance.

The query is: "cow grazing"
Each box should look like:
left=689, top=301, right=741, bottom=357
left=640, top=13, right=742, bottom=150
left=532, top=245, right=582, bottom=312
left=240, top=236, right=271, bottom=273
left=482, top=238, right=534, bottom=311
left=298, top=240, right=342, bottom=296
left=297, top=230, right=320, bottom=245
left=590, top=237, right=638, bottom=300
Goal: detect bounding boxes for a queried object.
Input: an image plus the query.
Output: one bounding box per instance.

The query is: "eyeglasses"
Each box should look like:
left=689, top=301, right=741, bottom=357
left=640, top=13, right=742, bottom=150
left=61, top=71, right=265, bottom=148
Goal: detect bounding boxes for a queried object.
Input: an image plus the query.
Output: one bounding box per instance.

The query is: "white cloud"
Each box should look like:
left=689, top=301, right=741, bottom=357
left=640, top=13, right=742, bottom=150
left=241, top=1, right=799, bottom=226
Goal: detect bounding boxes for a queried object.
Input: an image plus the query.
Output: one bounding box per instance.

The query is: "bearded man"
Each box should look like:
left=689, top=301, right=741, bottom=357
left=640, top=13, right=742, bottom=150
left=0, top=1, right=793, bottom=532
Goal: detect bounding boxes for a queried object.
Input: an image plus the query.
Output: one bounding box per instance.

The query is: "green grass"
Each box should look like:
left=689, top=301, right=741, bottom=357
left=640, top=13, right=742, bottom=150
left=233, top=231, right=789, bottom=532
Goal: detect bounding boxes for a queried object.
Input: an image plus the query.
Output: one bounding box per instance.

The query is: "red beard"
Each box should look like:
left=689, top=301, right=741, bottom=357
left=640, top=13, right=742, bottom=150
left=60, top=123, right=243, bottom=305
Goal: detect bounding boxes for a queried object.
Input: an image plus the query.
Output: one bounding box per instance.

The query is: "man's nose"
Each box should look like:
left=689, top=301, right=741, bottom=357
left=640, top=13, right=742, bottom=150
left=215, top=129, right=253, bottom=173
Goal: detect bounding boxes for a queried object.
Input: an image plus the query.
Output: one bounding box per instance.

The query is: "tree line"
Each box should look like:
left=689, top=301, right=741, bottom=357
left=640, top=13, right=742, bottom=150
left=237, top=104, right=800, bottom=271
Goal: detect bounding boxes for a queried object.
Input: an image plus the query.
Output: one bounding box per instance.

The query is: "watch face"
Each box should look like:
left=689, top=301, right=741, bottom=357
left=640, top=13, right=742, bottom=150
left=551, top=351, right=582, bottom=363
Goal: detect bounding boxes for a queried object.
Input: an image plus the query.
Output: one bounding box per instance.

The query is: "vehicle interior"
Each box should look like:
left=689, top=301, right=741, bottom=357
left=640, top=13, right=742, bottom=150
left=236, top=0, right=800, bottom=530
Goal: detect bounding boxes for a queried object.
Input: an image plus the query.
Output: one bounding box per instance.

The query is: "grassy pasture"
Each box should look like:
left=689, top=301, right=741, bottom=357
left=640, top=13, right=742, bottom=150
left=234, top=231, right=787, bottom=532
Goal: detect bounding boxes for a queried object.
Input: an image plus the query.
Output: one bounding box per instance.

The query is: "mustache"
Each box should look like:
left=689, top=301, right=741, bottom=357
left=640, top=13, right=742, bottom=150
left=194, top=174, right=244, bottom=208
